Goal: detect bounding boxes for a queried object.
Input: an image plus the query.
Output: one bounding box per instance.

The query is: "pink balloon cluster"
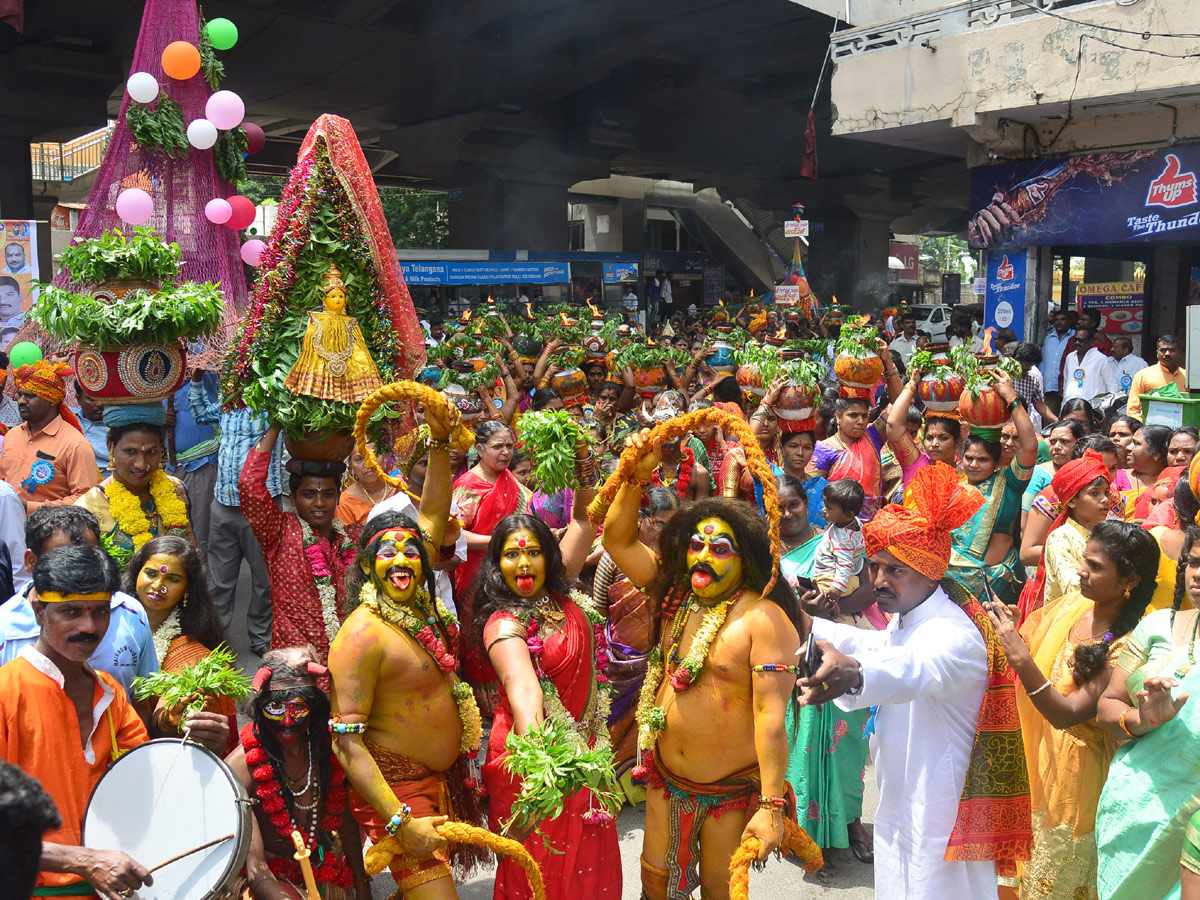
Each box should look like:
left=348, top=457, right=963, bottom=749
left=116, top=188, right=153, bottom=225
left=203, top=195, right=257, bottom=230
left=240, top=239, right=266, bottom=267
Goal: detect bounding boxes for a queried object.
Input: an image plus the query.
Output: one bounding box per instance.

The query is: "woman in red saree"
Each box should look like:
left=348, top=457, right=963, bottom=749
left=474, top=508, right=620, bottom=900
left=452, top=420, right=532, bottom=709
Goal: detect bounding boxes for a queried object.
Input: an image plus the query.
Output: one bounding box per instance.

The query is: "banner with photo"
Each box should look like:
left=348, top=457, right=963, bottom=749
left=0, top=220, right=38, bottom=352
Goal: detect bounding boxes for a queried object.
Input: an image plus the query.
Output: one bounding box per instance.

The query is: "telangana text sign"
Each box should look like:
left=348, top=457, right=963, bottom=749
left=969, top=145, right=1200, bottom=249
left=399, top=262, right=569, bottom=285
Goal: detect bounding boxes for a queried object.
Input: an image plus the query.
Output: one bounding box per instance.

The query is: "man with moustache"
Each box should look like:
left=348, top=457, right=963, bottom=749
left=797, top=464, right=1031, bottom=900
left=329, top=399, right=487, bottom=899
left=0, top=544, right=153, bottom=900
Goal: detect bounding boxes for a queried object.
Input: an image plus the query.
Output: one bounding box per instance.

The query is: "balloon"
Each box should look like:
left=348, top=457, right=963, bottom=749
left=8, top=342, right=42, bottom=369
left=126, top=72, right=159, bottom=104
left=186, top=118, right=218, bottom=150
left=161, top=41, right=202, bottom=80
left=205, top=90, right=245, bottom=131
left=204, top=17, right=239, bottom=51
left=225, top=195, right=256, bottom=230
left=240, top=239, right=266, bottom=267
left=204, top=198, right=233, bottom=225
left=243, top=122, right=266, bottom=154
left=115, top=188, right=154, bottom=226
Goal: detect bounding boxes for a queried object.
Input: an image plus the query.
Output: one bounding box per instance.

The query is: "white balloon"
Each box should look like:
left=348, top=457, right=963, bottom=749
left=126, top=71, right=160, bottom=104
left=186, top=118, right=219, bottom=150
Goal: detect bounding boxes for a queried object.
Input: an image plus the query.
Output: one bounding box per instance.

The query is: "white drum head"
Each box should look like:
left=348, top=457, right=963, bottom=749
left=83, top=739, right=250, bottom=900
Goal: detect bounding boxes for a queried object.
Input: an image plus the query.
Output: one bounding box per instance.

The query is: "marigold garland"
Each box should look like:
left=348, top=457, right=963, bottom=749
left=588, top=407, right=780, bottom=596
left=241, top=723, right=355, bottom=890
left=728, top=817, right=824, bottom=900
left=102, top=472, right=189, bottom=565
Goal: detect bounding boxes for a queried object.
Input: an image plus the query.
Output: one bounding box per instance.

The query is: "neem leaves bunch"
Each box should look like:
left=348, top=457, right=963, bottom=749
left=516, top=410, right=582, bottom=495
left=132, top=644, right=252, bottom=717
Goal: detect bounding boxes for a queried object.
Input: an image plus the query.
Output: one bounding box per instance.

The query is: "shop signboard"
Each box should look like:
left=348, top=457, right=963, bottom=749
left=984, top=250, right=1026, bottom=339
left=784, top=219, right=809, bottom=237
left=941, top=272, right=961, bottom=306
left=602, top=261, right=638, bottom=283
left=774, top=284, right=801, bottom=306
left=969, top=144, right=1200, bottom=249
left=1077, top=280, right=1144, bottom=357
left=398, top=261, right=569, bottom=285
left=888, top=241, right=919, bottom=283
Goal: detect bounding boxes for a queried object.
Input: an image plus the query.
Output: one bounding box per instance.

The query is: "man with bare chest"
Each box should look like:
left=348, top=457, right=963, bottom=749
left=602, top=430, right=803, bottom=900
left=328, top=402, right=486, bottom=900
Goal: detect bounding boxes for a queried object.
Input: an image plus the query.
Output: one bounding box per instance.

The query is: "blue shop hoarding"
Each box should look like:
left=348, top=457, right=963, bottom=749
left=399, top=261, right=569, bottom=285
left=969, top=145, right=1200, bottom=249
left=984, top=250, right=1027, bottom=340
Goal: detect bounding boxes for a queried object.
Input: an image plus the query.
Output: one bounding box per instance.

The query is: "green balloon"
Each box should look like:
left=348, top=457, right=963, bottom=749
left=205, top=18, right=238, bottom=51
left=8, top=341, right=42, bottom=369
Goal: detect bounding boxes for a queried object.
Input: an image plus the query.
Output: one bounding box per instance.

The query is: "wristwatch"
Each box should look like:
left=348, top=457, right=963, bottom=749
left=845, top=660, right=864, bottom=696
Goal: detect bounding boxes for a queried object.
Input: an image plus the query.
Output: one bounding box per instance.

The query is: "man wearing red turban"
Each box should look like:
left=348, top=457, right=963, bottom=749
left=798, top=463, right=1031, bottom=900
left=0, top=361, right=97, bottom=512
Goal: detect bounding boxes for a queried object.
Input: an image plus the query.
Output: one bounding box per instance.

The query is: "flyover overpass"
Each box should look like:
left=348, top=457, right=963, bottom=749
left=1, top=0, right=967, bottom=304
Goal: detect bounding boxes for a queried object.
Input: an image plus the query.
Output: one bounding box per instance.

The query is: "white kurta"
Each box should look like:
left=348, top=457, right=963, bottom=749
left=812, top=587, right=996, bottom=900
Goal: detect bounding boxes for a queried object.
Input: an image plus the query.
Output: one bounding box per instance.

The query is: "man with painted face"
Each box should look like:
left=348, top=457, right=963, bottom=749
left=602, top=429, right=803, bottom=900
left=0, top=544, right=152, bottom=900
left=227, top=646, right=369, bottom=900
left=328, top=399, right=488, bottom=900
left=796, top=464, right=1032, bottom=900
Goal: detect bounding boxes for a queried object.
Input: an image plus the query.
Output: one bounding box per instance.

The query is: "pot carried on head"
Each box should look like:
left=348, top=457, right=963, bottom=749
left=959, top=385, right=1010, bottom=429
left=444, top=382, right=487, bottom=424
left=918, top=373, right=966, bottom=415
left=735, top=362, right=766, bottom=404
left=834, top=351, right=883, bottom=400
left=630, top=365, right=665, bottom=400
left=706, top=337, right=737, bottom=375
left=551, top=366, right=590, bottom=409
left=75, top=342, right=187, bottom=406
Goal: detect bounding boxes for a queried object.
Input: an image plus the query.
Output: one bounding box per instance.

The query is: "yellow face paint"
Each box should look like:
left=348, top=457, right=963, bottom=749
left=500, top=529, right=546, bottom=599
left=372, top=529, right=424, bottom=603
left=685, top=516, right=743, bottom=601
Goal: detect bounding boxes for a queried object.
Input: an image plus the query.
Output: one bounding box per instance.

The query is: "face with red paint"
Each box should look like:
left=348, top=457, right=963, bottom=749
left=262, top=693, right=311, bottom=744
left=500, top=529, right=546, bottom=599
left=685, top=516, right=744, bottom=602
left=367, top=528, right=425, bottom=605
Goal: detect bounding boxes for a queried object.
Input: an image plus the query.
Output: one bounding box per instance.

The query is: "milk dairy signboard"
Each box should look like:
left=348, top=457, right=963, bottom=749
left=968, top=145, right=1200, bottom=249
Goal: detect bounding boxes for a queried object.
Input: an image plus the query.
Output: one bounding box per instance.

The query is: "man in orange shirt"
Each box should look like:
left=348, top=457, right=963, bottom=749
left=0, top=360, right=98, bottom=512
left=0, top=543, right=152, bottom=899
left=1127, top=335, right=1188, bottom=420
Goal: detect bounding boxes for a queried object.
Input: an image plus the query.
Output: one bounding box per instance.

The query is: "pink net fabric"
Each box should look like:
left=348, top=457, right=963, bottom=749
left=17, top=0, right=247, bottom=367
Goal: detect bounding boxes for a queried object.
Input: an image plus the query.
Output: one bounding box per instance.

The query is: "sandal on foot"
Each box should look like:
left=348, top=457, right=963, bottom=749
left=848, top=837, right=874, bottom=864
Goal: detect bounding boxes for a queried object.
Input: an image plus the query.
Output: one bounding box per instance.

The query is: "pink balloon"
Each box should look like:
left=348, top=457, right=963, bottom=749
left=115, top=188, right=153, bottom=226
left=204, top=198, right=233, bottom=225
left=243, top=122, right=266, bottom=154
left=225, top=195, right=256, bottom=230
left=205, top=90, right=245, bottom=130
left=240, top=239, right=266, bottom=267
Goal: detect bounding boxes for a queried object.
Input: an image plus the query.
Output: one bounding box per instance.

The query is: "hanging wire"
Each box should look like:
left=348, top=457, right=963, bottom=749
left=1009, top=0, right=1200, bottom=40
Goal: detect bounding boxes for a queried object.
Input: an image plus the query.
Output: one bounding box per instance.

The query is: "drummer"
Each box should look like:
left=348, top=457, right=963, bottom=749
left=0, top=544, right=153, bottom=900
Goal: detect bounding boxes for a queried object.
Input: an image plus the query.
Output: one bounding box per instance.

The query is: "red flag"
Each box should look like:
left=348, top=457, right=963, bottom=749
left=801, top=108, right=818, bottom=180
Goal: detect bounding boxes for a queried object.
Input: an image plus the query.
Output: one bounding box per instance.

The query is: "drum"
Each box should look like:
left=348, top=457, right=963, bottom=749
left=83, top=739, right=252, bottom=900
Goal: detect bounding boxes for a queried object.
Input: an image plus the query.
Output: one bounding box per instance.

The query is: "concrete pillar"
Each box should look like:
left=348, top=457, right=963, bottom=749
left=448, top=177, right=569, bottom=250
left=807, top=207, right=894, bottom=312
left=1146, top=245, right=1187, bottom=344
left=1083, top=257, right=1136, bottom=284
left=0, top=137, right=33, bottom=220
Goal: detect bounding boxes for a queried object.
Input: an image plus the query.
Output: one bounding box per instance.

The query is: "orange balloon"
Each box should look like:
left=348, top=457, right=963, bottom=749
left=161, top=41, right=201, bottom=80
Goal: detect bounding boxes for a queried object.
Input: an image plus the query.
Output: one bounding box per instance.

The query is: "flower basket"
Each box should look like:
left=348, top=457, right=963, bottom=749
left=834, top=351, right=883, bottom=397
left=283, top=428, right=356, bottom=463
left=959, top=386, right=1010, bottom=429
left=918, top=373, right=966, bottom=415
left=74, top=342, right=187, bottom=405
left=551, top=367, right=590, bottom=409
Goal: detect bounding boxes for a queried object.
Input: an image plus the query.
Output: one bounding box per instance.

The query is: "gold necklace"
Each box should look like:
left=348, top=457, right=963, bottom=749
left=1175, top=610, right=1200, bottom=678
left=1069, top=618, right=1111, bottom=644
left=534, top=594, right=565, bottom=623
left=360, top=482, right=392, bottom=506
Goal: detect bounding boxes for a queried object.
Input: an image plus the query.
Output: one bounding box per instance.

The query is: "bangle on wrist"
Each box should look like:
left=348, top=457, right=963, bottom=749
left=1119, top=706, right=1138, bottom=738
left=385, top=803, right=413, bottom=835
left=1026, top=679, right=1052, bottom=698
left=845, top=660, right=864, bottom=696
left=756, top=796, right=787, bottom=811
left=1007, top=397, right=1021, bottom=412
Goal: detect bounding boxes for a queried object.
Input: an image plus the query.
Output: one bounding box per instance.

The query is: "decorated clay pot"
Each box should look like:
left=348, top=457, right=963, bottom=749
left=926, top=342, right=952, bottom=367
left=513, top=334, right=543, bottom=364
left=283, top=429, right=355, bottom=463
left=418, top=365, right=442, bottom=385
left=735, top=363, right=766, bottom=402
left=834, top=351, right=883, bottom=394
left=74, top=342, right=187, bottom=406
left=776, top=382, right=819, bottom=431
left=959, top=387, right=1010, bottom=429
left=443, top=383, right=486, bottom=424
left=631, top=365, right=665, bottom=399
left=918, top=373, right=966, bottom=414
left=91, top=277, right=158, bottom=304
left=583, top=329, right=608, bottom=362
left=706, top=338, right=736, bottom=374
left=552, top=367, right=590, bottom=408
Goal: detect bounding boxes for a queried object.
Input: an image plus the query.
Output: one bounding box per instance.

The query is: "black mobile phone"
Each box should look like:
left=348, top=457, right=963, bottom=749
left=794, top=576, right=816, bottom=595
left=801, top=633, right=823, bottom=679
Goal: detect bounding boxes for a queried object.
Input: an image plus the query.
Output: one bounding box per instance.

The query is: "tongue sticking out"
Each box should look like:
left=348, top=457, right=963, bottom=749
left=691, top=569, right=714, bottom=591
left=516, top=574, right=535, bottom=593
left=389, top=570, right=413, bottom=593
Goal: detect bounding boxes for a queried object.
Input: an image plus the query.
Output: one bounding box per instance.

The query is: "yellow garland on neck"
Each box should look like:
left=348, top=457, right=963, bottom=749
left=103, top=472, right=189, bottom=553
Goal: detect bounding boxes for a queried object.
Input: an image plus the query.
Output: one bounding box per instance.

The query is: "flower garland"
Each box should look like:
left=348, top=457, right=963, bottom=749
left=102, top=472, right=189, bottom=566
left=633, top=589, right=744, bottom=763
left=151, top=607, right=183, bottom=663
left=242, top=723, right=354, bottom=890
left=651, top=445, right=694, bottom=502
left=358, top=581, right=482, bottom=758
left=299, top=519, right=357, bottom=646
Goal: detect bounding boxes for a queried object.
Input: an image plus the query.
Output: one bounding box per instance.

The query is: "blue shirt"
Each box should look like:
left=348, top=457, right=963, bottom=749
left=171, top=375, right=220, bottom=472
left=803, top=474, right=829, bottom=530
left=0, top=587, right=158, bottom=694
left=1042, top=329, right=1075, bottom=394
left=190, top=384, right=283, bottom=504
left=71, top=409, right=110, bottom=476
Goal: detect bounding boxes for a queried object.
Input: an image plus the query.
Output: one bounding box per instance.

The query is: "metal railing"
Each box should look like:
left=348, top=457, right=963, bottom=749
left=31, top=125, right=112, bottom=182
left=831, top=0, right=1110, bottom=60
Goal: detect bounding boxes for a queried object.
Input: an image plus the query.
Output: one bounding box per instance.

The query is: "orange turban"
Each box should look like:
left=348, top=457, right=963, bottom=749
left=1049, top=449, right=1110, bottom=503
left=12, top=360, right=84, bottom=433
left=863, top=462, right=985, bottom=581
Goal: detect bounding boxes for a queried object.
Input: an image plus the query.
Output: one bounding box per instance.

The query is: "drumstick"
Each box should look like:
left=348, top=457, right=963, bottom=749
left=149, top=833, right=234, bottom=873
left=148, top=726, right=193, bottom=821
left=290, top=830, right=321, bottom=900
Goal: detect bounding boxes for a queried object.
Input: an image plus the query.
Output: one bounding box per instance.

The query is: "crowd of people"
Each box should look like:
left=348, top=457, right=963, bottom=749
left=0, top=299, right=1197, bottom=900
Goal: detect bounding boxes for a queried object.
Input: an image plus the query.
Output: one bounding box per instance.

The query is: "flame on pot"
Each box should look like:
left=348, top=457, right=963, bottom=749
left=524, top=301, right=533, bottom=318
left=776, top=324, right=788, bottom=340
left=587, top=297, right=601, bottom=318
left=462, top=309, right=473, bottom=322
left=980, top=327, right=996, bottom=357
left=559, top=312, right=571, bottom=326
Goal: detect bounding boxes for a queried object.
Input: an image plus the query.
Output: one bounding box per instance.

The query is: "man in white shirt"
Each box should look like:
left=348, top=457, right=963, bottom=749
left=1109, top=336, right=1148, bottom=400
left=799, top=465, right=1028, bottom=900
left=622, top=287, right=638, bottom=313
left=1060, top=326, right=1119, bottom=405
left=888, top=311, right=919, bottom=365
left=0, top=480, right=27, bottom=595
